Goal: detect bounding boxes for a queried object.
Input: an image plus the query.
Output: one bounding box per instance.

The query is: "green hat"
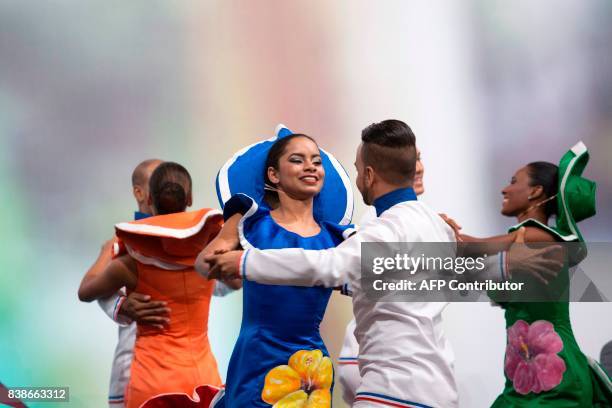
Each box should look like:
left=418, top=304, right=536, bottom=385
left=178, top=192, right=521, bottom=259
left=556, top=141, right=597, bottom=242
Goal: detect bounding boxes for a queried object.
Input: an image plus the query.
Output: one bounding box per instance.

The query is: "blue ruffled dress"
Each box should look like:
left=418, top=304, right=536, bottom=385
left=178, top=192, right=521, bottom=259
left=218, top=194, right=353, bottom=407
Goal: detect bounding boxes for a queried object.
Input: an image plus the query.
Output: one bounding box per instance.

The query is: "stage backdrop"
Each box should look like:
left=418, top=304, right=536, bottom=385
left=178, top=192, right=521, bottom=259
left=1, top=1, right=611, bottom=406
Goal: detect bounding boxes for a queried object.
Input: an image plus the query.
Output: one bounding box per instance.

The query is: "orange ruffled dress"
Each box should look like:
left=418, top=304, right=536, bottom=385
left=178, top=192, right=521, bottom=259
left=113, top=209, right=224, bottom=408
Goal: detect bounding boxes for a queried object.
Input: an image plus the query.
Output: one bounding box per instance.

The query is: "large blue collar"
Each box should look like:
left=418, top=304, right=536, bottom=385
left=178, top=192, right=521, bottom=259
left=134, top=211, right=151, bottom=220
left=373, top=187, right=417, bottom=217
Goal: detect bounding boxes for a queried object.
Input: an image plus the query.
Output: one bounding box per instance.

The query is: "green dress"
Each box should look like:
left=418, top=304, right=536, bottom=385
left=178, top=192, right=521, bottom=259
left=491, top=219, right=612, bottom=407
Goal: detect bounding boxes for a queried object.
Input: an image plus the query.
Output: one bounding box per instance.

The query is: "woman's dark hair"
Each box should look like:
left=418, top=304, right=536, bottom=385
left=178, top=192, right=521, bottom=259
left=526, top=161, right=559, bottom=217
left=149, top=162, right=192, bottom=215
left=263, top=133, right=318, bottom=208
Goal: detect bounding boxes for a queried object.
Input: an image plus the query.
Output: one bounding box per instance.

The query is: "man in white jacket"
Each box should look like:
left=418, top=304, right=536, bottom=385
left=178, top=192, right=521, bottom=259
left=86, top=159, right=168, bottom=407
left=205, top=120, right=561, bottom=407
left=89, top=158, right=238, bottom=407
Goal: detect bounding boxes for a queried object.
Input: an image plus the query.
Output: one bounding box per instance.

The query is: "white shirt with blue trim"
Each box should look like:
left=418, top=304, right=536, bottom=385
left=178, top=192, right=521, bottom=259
left=241, top=199, right=507, bottom=408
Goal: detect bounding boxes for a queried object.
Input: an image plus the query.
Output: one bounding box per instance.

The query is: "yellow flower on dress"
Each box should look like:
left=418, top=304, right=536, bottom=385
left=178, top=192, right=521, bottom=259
left=261, top=349, right=333, bottom=407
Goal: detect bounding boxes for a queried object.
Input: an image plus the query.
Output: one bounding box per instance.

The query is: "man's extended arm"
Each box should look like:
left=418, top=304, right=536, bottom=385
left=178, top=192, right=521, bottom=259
left=462, top=227, right=562, bottom=285
left=237, top=221, right=389, bottom=287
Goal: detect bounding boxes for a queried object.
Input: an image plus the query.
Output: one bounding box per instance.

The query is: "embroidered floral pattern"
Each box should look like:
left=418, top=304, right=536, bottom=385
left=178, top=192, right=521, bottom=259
left=505, top=320, right=566, bottom=395
left=261, top=349, right=332, bottom=407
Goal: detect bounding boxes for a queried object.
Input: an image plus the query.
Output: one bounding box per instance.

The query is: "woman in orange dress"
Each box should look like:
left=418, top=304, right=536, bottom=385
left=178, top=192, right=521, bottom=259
left=79, top=162, right=228, bottom=407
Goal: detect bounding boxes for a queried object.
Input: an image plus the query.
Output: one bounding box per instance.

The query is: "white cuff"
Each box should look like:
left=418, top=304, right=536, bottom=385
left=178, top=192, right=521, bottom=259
left=113, top=296, right=133, bottom=326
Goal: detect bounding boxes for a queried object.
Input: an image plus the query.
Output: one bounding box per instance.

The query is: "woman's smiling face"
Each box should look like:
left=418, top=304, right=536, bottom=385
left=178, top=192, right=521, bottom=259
left=268, top=136, right=325, bottom=200
left=501, top=166, right=533, bottom=216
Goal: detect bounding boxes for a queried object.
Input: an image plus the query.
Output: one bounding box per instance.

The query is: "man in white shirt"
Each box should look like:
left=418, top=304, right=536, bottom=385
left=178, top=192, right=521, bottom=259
left=205, top=120, right=561, bottom=407
left=88, top=159, right=238, bottom=407
left=85, top=159, right=170, bottom=407
left=338, top=147, right=426, bottom=406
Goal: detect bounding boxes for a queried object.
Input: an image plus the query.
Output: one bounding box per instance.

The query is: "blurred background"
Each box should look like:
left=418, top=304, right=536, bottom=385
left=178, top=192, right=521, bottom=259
left=1, top=1, right=611, bottom=406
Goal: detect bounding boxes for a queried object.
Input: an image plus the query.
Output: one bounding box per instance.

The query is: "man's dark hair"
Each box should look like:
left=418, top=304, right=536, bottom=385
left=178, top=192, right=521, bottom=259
left=149, top=162, right=192, bottom=215
left=361, top=119, right=417, bottom=185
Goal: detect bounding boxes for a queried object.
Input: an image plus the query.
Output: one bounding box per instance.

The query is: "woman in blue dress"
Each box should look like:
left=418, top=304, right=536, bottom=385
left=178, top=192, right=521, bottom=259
left=199, top=128, right=354, bottom=407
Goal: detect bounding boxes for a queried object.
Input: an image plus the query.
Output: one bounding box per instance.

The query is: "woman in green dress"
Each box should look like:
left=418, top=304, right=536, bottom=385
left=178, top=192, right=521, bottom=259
left=452, top=142, right=611, bottom=406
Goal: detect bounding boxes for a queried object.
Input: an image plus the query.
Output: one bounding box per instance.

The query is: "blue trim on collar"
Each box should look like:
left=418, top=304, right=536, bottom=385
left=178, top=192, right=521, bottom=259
left=134, top=211, right=151, bottom=220
left=373, top=187, right=417, bottom=217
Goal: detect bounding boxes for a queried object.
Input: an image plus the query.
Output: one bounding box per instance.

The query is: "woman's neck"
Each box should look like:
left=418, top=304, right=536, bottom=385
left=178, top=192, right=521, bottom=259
left=273, top=193, right=315, bottom=223
left=271, top=193, right=320, bottom=236
left=517, top=207, right=548, bottom=224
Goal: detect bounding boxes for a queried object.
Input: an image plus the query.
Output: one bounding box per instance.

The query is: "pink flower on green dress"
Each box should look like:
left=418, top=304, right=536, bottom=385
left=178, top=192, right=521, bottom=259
left=505, top=319, right=566, bottom=395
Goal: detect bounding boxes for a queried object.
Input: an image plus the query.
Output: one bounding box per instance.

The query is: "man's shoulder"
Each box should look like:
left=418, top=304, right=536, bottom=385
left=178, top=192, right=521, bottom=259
left=384, top=200, right=434, bottom=218
left=354, top=213, right=400, bottom=241
left=382, top=201, right=455, bottom=241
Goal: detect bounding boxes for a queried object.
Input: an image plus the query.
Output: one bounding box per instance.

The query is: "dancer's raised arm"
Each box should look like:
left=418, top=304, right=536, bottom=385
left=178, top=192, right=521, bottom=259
left=79, top=251, right=137, bottom=302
